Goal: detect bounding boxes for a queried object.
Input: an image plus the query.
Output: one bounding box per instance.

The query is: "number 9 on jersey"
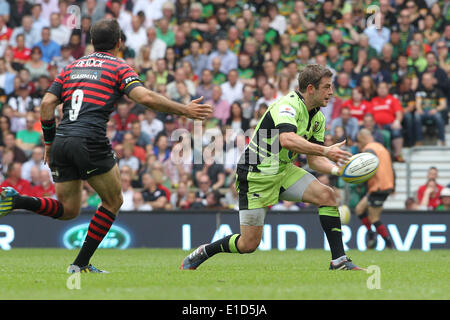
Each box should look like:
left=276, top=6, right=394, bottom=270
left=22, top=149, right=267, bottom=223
left=70, top=89, right=84, bottom=121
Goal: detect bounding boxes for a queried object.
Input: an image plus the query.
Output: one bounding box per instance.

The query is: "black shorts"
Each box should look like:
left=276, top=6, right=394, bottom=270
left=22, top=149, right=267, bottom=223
left=49, top=136, right=117, bottom=182
left=368, top=189, right=393, bottom=207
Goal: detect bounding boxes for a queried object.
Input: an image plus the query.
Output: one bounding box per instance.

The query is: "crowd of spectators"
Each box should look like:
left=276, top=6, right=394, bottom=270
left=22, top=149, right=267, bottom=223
left=0, top=0, right=449, bottom=212
left=404, top=166, right=450, bottom=211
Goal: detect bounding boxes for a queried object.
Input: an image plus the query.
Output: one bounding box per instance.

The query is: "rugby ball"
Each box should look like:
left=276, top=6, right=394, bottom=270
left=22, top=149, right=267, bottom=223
left=338, top=205, right=351, bottom=225
left=341, top=152, right=379, bottom=184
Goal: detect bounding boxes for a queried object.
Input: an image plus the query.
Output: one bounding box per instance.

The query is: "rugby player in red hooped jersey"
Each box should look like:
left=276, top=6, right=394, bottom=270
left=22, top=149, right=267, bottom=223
left=367, top=81, right=405, bottom=162
left=341, top=87, right=372, bottom=126
left=0, top=19, right=213, bottom=273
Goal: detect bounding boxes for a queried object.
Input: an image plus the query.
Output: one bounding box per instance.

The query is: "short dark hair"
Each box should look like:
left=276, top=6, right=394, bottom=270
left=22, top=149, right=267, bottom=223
left=340, top=106, right=350, bottom=114
left=264, top=82, right=274, bottom=90
left=120, top=31, right=126, bottom=42
left=364, top=112, right=374, bottom=119
left=426, top=51, right=437, bottom=59
left=298, top=64, right=333, bottom=92
left=90, top=19, right=121, bottom=52
left=343, top=57, right=353, bottom=64
left=31, top=46, right=42, bottom=54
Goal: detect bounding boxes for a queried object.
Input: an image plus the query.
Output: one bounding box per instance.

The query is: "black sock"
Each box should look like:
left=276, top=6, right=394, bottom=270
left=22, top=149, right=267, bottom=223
left=205, top=234, right=241, bottom=257
left=73, top=206, right=116, bottom=267
left=13, top=195, right=64, bottom=219
left=319, top=213, right=346, bottom=260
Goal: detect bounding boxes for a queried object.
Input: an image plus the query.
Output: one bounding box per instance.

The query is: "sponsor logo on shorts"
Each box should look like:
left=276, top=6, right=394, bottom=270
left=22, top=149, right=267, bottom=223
left=86, top=168, right=98, bottom=175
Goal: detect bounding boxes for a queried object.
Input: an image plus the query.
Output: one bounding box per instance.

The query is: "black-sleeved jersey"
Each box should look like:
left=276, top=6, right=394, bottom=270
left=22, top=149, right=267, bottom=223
left=47, top=51, right=143, bottom=140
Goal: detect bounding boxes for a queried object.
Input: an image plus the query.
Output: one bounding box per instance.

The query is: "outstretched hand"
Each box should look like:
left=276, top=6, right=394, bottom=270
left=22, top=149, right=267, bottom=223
left=184, top=96, right=213, bottom=120
left=323, top=140, right=352, bottom=164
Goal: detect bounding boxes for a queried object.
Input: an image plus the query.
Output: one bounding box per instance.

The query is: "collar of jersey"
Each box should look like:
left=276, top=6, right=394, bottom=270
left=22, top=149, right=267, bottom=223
left=95, top=51, right=114, bottom=57
left=295, top=90, right=306, bottom=103
left=295, top=90, right=320, bottom=117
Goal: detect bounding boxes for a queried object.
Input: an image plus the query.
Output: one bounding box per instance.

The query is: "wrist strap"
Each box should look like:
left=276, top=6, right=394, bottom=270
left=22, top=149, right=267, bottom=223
left=41, top=118, right=56, bottom=145
left=331, top=166, right=340, bottom=176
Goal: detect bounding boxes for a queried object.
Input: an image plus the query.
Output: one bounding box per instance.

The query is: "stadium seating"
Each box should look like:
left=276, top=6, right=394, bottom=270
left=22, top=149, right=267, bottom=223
left=384, top=126, right=450, bottom=209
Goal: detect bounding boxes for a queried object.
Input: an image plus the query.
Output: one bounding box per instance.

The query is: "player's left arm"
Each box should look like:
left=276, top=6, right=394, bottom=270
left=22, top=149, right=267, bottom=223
left=307, top=153, right=342, bottom=176
left=129, top=86, right=212, bottom=120
left=306, top=113, right=345, bottom=176
left=306, top=140, right=349, bottom=176
left=119, top=64, right=212, bottom=120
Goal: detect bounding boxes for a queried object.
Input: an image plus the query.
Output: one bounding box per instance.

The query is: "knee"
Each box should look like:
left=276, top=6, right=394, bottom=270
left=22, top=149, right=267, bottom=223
left=368, top=215, right=379, bottom=224
left=59, top=207, right=80, bottom=221
left=238, top=236, right=260, bottom=253
left=117, top=193, right=124, bottom=208
left=316, top=186, right=338, bottom=207
left=102, top=193, right=123, bottom=213
left=113, top=193, right=124, bottom=212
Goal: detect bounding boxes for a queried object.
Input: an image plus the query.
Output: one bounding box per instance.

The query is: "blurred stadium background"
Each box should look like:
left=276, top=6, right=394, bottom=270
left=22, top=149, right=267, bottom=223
left=0, top=0, right=449, bottom=252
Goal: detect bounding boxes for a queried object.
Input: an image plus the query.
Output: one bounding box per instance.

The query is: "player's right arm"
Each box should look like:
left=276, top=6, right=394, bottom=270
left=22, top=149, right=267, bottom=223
left=40, top=92, right=61, bottom=165
left=128, top=86, right=213, bottom=120
left=272, top=100, right=350, bottom=164
left=40, top=63, right=67, bottom=164
left=279, top=132, right=351, bottom=164
left=41, top=92, right=60, bottom=120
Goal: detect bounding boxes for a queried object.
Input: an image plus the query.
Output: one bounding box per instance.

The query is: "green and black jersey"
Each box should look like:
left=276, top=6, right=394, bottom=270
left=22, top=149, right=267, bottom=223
left=416, top=87, right=446, bottom=111
left=238, top=91, right=325, bottom=175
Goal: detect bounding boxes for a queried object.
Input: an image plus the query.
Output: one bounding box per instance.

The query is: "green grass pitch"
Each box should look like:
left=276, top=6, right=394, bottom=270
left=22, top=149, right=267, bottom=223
left=0, top=249, right=449, bottom=300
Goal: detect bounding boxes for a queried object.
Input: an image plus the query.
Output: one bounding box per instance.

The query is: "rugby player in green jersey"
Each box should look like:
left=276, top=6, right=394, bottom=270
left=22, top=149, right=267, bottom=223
left=181, top=65, right=363, bottom=271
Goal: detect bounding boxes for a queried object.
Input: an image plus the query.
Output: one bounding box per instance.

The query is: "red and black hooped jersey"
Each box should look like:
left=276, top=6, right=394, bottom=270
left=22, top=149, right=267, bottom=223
left=47, top=51, right=143, bottom=140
